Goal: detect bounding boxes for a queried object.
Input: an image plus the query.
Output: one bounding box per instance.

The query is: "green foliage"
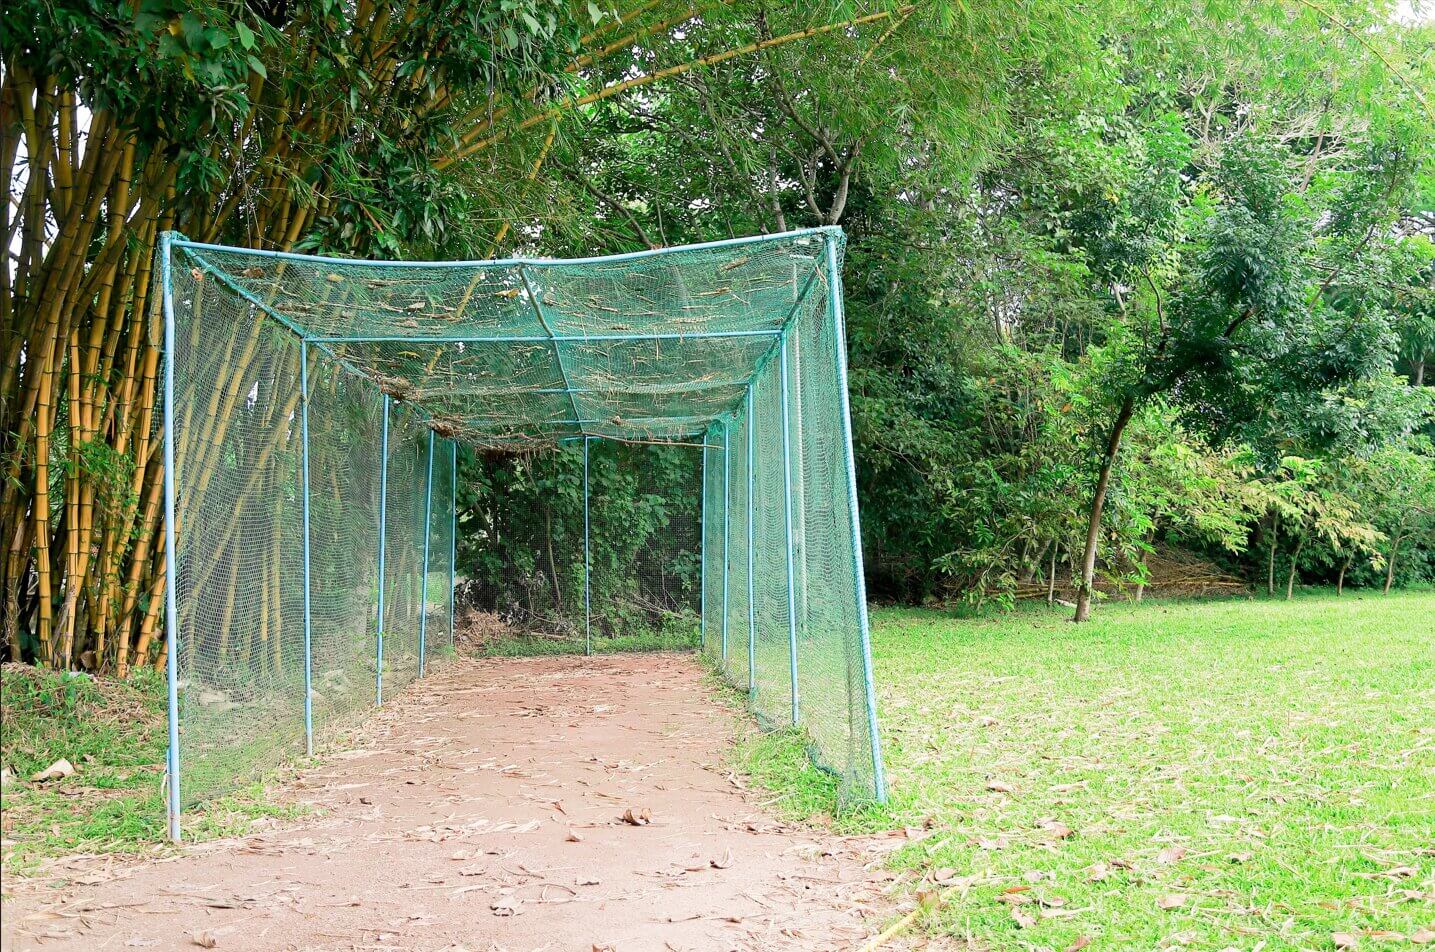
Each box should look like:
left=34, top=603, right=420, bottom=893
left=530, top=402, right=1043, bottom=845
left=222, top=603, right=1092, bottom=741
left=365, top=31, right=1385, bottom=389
left=456, top=440, right=701, bottom=646
left=12, top=0, right=1430, bottom=625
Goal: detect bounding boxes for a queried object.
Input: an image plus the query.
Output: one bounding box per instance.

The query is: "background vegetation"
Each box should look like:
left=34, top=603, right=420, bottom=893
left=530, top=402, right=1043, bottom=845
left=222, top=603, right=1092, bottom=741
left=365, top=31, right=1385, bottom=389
left=3, top=0, right=1432, bottom=669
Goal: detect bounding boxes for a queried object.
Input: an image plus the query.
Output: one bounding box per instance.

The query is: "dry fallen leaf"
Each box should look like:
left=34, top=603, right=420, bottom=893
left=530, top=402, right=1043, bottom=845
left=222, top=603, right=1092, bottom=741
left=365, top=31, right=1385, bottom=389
left=565, top=829, right=584, bottom=843
left=191, top=932, right=218, bottom=949
left=986, top=780, right=1016, bottom=794
left=916, top=889, right=943, bottom=912
left=1157, top=894, right=1188, bottom=910
left=1087, top=861, right=1112, bottom=881
left=1041, top=820, right=1074, bottom=840
left=710, top=849, right=734, bottom=870
left=1332, top=933, right=1359, bottom=949
left=1011, top=907, right=1038, bottom=929
left=1409, top=928, right=1434, bottom=944
left=998, top=886, right=1034, bottom=906
left=30, top=758, right=76, bottom=782
left=621, top=807, right=652, bottom=826
left=1065, top=938, right=1092, bottom=952
left=490, top=896, right=523, bottom=917
left=1157, top=846, right=1188, bottom=865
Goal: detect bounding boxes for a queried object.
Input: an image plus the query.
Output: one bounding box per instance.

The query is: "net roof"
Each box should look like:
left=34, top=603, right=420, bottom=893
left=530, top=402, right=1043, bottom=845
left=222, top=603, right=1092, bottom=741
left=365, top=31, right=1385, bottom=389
left=172, top=226, right=842, bottom=449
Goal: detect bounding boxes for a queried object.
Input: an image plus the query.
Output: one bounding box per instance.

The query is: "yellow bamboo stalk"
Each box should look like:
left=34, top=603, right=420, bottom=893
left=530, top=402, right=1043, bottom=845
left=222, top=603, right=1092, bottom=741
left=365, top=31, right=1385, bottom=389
left=60, top=329, right=82, bottom=666
left=132, top=542, right=165, bottom=666
left=115, top=455, right=163, bottom=677
left=483, top=119, right=559, bottom=257
left=33, top=346, right=55, bottom=663
left=270, top=510, right=283, bottom=676
left=437, top=7, right=910, bottom=168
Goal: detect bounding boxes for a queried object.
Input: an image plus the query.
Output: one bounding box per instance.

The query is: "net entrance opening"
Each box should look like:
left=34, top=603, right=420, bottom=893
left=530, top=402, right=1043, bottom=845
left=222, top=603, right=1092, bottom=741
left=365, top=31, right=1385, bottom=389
left=159, top=225, right=886, bottom=839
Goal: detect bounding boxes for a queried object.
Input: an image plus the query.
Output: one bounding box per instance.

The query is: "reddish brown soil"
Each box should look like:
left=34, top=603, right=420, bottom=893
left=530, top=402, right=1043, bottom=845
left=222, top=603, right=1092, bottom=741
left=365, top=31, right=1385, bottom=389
left=2, top=653, right=901, bottom=951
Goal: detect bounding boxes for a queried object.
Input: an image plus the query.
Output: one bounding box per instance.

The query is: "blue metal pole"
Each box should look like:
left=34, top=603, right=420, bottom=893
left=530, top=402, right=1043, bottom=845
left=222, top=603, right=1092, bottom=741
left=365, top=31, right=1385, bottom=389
left=300, top=341, right=314, bottom=757
left=583, top=436, right=592, bottom=656
left=418, top=429, right=435, bottom=677
left=825, top=235, right=888, bottom=802
left=449, top=441, right=457, bottom=649
left=376, top=395, right=390, bottom=705
left=779, top=336, right=800, bottom=726
left=745, top=387, right=756, bottom=702
left=721, top=420, right=730, bottom=662
left=159, top=232, right=182, bottom=843
left=699, top=434, right=707, bottom=653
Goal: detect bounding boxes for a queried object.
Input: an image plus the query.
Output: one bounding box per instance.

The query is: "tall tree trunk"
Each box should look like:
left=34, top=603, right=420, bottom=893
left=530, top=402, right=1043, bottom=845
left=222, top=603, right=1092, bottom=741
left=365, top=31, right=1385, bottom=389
left=1285, top=535, right=1304, bottom=600
left=1134, top=526, right=1156, bottom=603
left=1266, top=511, right=1280, bottom=596
left=1336, top=553, right=1352, bottom=595
left=1074, top=396, right=1135, bottom=623
left=1384, top=531, right=1404, bottom=594
left=543, top=505, right=564, bottom=616
left=1046, top=543, right=1058, bottom=607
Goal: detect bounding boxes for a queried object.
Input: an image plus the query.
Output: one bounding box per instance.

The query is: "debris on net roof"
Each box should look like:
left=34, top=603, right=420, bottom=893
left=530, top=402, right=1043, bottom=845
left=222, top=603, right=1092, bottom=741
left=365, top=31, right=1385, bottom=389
left=172, top=227, right=842, bottom=449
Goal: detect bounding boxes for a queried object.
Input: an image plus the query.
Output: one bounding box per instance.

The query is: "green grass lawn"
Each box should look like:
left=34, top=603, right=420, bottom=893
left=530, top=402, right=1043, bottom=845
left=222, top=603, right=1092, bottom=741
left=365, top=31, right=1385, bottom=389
left=0, top=664, right=299, bottom=876
left=744, top=591, right=1435, bottom=949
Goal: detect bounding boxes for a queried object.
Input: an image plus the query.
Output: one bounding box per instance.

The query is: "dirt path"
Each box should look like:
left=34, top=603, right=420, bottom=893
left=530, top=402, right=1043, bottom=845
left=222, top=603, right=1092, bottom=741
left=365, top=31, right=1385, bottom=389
left=2, top=653, right=900, bottom=951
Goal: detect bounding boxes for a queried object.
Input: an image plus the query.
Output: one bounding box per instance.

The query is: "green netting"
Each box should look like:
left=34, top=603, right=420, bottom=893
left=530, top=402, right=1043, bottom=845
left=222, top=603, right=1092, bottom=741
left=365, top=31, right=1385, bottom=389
left=424, top=438, right=456, bottom=663
left=160, top=226, right=884, bottom=834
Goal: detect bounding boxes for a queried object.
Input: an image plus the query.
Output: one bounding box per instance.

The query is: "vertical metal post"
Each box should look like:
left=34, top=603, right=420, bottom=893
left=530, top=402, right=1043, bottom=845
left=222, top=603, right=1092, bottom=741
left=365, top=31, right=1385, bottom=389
left=160, top=232, right=182, bottom=843
left=721, top=420, right=730, bottom=662
left=745, top=387, right=756, bottom=702
left=300, top=340, right=314, bottom=756
left=779, top=335, right=800, bottom=726
left=699, top=433, right=707, bottom=652
left=826, top=235, right=888, bottom=801
left=449, top=440, right=457, bottom=649
left=418, top=429, right=435, bottom=677
left=376, top=395, right=390, bottom=705
left=583, top=436, right=592, bottom=656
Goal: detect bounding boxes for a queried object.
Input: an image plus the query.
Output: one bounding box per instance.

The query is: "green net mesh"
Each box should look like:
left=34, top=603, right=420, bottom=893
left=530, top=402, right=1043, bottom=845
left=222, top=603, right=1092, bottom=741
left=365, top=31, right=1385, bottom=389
left=162, top=226, right=884, bottom=816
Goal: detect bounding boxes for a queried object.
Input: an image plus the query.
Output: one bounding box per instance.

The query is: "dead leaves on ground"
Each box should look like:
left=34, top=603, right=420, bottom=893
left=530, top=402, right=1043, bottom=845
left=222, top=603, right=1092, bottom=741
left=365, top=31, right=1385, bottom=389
left=1327, top=929, right=1435, bottom=948
left=620, top=806, right=652, bottom=826
left=489, top=895, right=523, bottom=917
left=1156, top=845, right=1188, bottom=865
left=29, top=758, right=76, bottom=782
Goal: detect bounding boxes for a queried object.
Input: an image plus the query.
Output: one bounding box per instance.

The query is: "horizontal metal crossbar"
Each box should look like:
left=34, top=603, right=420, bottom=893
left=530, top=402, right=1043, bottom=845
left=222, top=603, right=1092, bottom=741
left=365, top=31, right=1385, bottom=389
left=310, top=329, right=781, bottom=344
left=170, top=225, right=836, bottom=270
